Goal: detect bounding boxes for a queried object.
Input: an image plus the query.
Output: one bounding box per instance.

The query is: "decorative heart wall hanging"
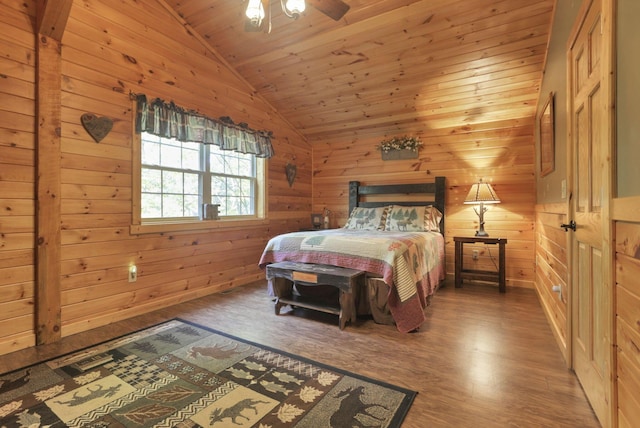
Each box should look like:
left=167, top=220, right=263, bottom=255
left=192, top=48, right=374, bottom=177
left=81, top=113, right=113, bottom=143
left=285, top=163, right=297, bottom=187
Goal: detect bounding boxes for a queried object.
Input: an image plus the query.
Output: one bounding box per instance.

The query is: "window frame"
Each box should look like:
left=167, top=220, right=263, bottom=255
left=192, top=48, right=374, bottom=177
left=131, top=129, right=267, bottom=235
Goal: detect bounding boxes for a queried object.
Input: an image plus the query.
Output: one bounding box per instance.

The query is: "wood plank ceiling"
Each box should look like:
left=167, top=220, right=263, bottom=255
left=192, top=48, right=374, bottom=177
left=164, top=0, right=556, bottom=143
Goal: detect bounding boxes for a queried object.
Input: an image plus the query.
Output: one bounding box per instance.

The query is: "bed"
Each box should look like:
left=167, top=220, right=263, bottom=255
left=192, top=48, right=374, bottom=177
left=258, top=177, right=446, bottom=332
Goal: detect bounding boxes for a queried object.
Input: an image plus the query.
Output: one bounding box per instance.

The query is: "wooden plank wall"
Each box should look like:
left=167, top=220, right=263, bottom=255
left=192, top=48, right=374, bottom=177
left=614, top=214, right=640, bottom=427
left=1, top=0, right=540, bottom=356
left=311, top=121, right=537, bottom=289
left=0, top=0, right=37, bottom=353
left=534, top=203, right=569, bottom=361
left=0, top=0, right=312, bottom=355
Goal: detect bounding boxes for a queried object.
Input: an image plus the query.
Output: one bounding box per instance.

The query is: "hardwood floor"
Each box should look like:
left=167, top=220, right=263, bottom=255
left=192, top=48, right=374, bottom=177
left=0, top=281, right=599, bottom=427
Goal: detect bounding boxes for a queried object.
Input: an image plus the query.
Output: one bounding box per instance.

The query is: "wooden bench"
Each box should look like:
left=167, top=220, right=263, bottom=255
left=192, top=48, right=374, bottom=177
left=266, top=261, right=365, bottom=330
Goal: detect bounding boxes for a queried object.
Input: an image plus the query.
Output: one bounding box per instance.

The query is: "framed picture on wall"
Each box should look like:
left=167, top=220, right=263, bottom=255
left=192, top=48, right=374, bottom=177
left=539, top=91, right=555, bottom=176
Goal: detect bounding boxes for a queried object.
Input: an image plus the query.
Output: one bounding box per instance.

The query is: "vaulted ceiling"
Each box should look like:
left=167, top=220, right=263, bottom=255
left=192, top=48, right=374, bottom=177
left=164, top=0, right=555, bottom=143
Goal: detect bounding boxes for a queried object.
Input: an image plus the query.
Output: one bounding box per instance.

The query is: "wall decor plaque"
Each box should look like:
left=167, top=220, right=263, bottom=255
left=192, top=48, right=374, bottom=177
left=81, top=113, right=113, bottom=143
left=285, top=163, right=297, bottom=187
left=381, top=148, right=419, bottom=161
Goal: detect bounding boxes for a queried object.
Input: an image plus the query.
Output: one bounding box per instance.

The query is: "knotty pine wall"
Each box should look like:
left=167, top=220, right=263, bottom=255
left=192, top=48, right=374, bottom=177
left=0, top=0, right=311, bottom=355
left=1, top=0, right=539, bottom=357
left=1, top=2, right=37, bottom=354
left=614, top=210, right=640, bottom=427
left=534, top=203, right=568, bottom=361
left=311, top=120, right=536, bottom=289
left=529, top=0, right=577, bottom=365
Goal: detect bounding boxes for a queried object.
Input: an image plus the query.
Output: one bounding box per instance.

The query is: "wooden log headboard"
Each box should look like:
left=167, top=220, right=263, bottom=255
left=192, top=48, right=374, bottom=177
left=348, top=177, right=446, bottom=235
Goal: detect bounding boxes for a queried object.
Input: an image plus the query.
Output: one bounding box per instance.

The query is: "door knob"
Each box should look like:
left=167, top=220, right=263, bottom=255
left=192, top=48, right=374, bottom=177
left=560, top=220, right=576, bottom=232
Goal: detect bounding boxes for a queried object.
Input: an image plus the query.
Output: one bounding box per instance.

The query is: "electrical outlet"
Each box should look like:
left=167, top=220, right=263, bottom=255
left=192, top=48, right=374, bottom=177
left=129, top=265, right=137, bottom=283
left=472, top=250, right=479, bottom=260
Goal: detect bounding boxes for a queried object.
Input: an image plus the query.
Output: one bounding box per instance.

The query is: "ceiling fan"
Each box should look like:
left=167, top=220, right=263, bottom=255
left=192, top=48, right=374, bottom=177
left=244, top=0, right=350, bottom=32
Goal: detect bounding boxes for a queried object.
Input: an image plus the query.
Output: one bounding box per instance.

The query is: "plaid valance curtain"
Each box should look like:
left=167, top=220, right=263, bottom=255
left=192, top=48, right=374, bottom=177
left=134, top=94, right=274, bottom=158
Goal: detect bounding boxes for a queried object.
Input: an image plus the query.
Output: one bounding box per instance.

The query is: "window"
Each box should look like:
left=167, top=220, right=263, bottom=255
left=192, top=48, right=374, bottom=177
left=210, top=144, right=256, bottom=216
left=140, top=132, right=262, bottom=222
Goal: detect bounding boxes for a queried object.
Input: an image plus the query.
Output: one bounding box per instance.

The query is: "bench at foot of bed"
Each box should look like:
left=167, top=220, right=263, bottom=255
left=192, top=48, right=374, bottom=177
left=266, top=261, right=365, bottom=330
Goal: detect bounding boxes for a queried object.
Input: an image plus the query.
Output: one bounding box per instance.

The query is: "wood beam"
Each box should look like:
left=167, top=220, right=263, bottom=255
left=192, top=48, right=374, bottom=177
left=36, top=34, right=62, bottom=345
left=36, top=0, right=73, bottom=40
left=35, top=0, right=71, bottom=344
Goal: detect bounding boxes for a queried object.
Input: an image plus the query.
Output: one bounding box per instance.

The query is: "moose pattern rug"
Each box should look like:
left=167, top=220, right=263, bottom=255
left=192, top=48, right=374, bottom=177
left=0, top=319, right=415, bottom=427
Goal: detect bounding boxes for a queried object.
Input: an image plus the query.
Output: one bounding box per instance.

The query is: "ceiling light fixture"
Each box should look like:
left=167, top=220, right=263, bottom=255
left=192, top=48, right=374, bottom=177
left=282, top=0, right=306, bottom=18
left=245, top=0, right=305, bottom=31
left=244, top=0, right=349, bottom=33
left=245, top=0, right=266, bottom=27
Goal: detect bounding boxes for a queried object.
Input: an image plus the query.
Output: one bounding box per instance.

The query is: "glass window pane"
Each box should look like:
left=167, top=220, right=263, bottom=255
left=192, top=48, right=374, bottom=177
left=141, top=193, right=161, bottom=218
left=230, top=195, right=250, bottom=215
left=212, top=194, right=224, bottom=207
left=210, top=153, right=225, bottom=172
left=163, top=194, right=184, bottom=217
left=183, top=147, right=200, bottom=170
left=226, top=177, right=240, bottom=196
left=142, top=141, right=160, bottom=165
left=237, top=195, right=252, bottom=215
left=163, top=171, right=183, bottom=194
left=226, top=156, right=240, bottom=175
left=212, top=176, right=226, bottom=194
left=141, top=169, right=161, bottom=193
left=184, top=173, right=199, bottom=193
left=208, top=145, right=257, bottom=217
left=161, top=145, right=182, bottom=168
left=238, top=157, right=252, bottom=175
left=241, top=198, right=251, bottom=215
left=240, top=178, right=252, bottom=197
left=184, top=195, right=199, bottom=217
left=227, top=197, right=239, bottom=216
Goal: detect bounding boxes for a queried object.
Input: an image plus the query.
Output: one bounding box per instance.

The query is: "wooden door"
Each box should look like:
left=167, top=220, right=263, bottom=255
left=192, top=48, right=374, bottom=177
left=567, top=0, right=614, bottom=426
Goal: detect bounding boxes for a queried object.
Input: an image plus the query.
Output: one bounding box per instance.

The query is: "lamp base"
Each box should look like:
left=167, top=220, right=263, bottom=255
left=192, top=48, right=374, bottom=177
left=474, top=202, right=489, bottom=237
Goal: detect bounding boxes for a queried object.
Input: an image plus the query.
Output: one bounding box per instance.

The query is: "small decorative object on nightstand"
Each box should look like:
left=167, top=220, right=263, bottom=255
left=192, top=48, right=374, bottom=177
left=454, top=236, right=507, bottom=293
left=323, top=208, right=331, bottom=229
left=310, top=213, right=323, bottom=229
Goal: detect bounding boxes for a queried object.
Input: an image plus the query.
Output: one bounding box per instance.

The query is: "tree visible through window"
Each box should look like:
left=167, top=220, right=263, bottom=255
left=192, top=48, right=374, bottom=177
left=141, top=132, right=257, bottom=220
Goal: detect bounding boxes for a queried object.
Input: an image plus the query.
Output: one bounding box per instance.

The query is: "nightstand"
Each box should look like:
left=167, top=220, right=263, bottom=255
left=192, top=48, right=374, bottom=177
left=454, top=236, right=507, bottom=293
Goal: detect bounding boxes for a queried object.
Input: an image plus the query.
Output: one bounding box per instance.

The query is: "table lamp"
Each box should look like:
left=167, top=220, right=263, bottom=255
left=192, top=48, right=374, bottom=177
left=464, top=179, right=501, bottom=237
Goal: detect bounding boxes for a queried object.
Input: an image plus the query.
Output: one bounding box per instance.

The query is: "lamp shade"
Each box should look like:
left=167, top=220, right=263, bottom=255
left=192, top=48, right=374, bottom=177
left=464, top=181, right=501, bottom=204
left=246, top=0, right=265, bottom=23
left=285, top=0, right=306, bottom=16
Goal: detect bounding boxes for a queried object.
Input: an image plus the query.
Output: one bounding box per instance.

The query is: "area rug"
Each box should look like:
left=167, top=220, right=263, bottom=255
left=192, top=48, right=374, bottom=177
left=0, top=319, right=415, bottom=427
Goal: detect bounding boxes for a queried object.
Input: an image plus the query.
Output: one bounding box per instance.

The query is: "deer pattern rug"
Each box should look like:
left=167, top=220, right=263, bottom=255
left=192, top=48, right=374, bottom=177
left=0, top=319, right=415, bottom=427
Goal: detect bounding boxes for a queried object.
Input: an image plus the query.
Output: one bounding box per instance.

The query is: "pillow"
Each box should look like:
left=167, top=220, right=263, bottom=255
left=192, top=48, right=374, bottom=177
left=424, top=206, right=443, bottom=232
left=384, top=205, right=443, bottom=232
left=384, top=205, right=425, bottom=232
left=343, top=206, right=388, bottom=231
